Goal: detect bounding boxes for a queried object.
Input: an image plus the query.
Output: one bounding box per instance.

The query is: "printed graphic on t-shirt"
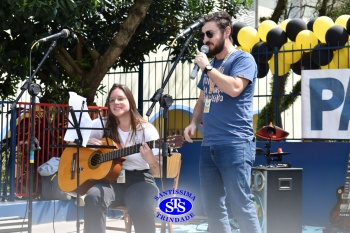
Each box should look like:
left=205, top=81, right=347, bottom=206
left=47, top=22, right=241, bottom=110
left=203, top=75, right=224, bottom=103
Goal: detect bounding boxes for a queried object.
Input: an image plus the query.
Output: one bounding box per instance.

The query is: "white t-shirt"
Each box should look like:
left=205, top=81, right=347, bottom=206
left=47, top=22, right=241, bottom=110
left=89, top=118, right=160, bottom=170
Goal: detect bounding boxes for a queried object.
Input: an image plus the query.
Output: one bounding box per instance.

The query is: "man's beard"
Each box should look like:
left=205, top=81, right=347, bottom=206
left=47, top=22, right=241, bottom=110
left=207, top=38, right=225, bottom=57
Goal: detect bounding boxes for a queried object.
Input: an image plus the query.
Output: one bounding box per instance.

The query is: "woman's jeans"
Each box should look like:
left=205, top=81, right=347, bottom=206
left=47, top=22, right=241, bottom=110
left=84, top=179, right=158, bottom=233
left=199, top=141, right=262, bottom=233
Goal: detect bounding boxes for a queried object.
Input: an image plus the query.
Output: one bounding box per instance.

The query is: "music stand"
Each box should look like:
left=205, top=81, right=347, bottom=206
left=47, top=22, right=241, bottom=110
left=46, top=103, right=116, bottom=233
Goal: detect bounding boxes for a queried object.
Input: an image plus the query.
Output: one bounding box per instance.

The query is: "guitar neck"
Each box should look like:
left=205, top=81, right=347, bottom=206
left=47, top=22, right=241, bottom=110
left=343, top=150, right=350, bottom=199
left=98, top=140, right=159, bottom=163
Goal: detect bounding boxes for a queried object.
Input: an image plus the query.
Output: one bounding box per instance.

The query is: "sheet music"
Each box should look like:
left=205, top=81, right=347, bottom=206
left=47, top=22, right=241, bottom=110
left=64, top=92, right=92, bottom=147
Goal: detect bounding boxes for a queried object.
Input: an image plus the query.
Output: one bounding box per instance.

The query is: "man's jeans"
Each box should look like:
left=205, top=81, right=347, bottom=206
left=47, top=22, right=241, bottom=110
left=199, top=141, right=262, bottom=233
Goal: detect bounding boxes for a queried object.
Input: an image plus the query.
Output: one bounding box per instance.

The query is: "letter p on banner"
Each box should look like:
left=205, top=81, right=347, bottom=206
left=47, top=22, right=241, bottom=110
left=302, top=69, right=350, bottom=139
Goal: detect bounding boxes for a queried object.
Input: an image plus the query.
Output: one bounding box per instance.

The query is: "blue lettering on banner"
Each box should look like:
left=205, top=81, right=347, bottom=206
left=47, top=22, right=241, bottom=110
left=309, top=77, right=350, bottom=130
left=340, top=79, right=350, bottom=130
left=155, top=212, right=195, bottom=222
left=154, top=189, right=196, bottom=201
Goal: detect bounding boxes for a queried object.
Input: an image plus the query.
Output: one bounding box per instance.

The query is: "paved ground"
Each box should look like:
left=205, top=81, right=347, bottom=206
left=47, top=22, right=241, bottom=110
left=30, top=217, right=209, bottom=233
left=31, top=217, right=129, bottom=232
left=29, top=219, right=327, bottom=233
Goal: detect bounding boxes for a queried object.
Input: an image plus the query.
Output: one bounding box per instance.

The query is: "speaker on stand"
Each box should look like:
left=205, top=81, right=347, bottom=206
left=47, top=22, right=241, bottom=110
left=251, top=167, right=303, bottom=233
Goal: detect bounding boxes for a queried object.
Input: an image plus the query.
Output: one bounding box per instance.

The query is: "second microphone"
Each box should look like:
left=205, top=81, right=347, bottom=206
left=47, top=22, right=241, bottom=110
left=190, top=45, right=209, bottom=80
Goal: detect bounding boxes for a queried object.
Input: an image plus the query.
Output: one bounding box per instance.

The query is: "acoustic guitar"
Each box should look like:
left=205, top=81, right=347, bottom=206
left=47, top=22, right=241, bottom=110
left=58, top=135, right=184, bottom=196
left=329, top=149, right=350, bottom=231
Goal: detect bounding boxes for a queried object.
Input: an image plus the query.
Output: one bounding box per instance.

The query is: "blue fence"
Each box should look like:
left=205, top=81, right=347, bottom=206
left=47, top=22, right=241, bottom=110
left=1, top=42, right=350, bottom=201
left=0, top=101, right=17, bottom=201
left=106, top=44, right=350, bottom=140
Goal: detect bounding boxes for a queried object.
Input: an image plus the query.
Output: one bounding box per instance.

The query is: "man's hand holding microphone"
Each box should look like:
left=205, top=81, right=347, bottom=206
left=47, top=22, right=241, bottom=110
left=190, top=45, right=210, bottom=79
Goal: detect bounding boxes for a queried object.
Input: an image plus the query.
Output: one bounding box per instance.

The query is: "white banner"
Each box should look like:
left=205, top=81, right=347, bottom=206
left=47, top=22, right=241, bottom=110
left=302, top=69, right=350, bottom=139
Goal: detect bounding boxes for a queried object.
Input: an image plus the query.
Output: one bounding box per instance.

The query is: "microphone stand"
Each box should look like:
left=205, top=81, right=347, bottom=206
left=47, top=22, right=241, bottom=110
left=69, top=106, right=84, bottom=233
left=11, top=40, right=57, bottom=233
left=146, top=33, right=194, bottom=233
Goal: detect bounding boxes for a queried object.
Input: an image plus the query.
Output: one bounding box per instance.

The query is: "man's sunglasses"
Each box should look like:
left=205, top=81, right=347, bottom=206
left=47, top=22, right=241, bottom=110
left=200, top=29, right=220, bottom=40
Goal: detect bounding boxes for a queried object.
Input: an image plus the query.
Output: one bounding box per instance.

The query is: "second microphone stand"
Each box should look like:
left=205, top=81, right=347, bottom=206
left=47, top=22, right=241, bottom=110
left=146, top=33, right=194, bottom=233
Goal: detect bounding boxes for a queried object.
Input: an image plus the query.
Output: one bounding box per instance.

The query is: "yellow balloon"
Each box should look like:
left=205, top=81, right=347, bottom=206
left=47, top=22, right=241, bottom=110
left=279, top=19, right=291, bottom=32
left=295, top=30, right=319, bottom=50
left=313, top=16, right=334, bottom=43
left=242, top=47, right=251, bottom=53
left=236, top=45, right=250, bottom=52
left=332, top=47, right=350, bottom=68
left=258, top=20, right=277, bottom=42
left=269, top=54, right=291, bottom=76
left=237, top=26, right=260, bottom=52
left=321, top=61, right=338, bottom=69
left=280, top=42, right=302, bottom=64
left=335, top=15, right=350, bottom=29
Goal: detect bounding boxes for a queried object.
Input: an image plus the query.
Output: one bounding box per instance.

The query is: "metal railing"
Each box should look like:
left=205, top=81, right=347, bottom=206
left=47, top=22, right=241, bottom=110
left=2, top=42, right=349, bottom=199
left=1, top=103, right=108, bottom=200
left=1, top=102, right=17, bottom=201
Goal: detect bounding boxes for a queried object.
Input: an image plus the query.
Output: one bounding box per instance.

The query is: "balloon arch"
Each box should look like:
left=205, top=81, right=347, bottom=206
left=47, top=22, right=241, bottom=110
left=232, top=15, right=350, bottom=78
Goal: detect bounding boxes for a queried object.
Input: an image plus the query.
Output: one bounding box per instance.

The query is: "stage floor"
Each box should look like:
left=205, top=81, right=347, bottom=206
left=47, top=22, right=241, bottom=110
left=30, top=217, right=326, bottom=233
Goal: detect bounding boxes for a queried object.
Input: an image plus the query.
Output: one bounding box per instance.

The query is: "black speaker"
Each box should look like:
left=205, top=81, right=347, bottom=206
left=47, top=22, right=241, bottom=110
left=251, top=167, right=303, bottom=233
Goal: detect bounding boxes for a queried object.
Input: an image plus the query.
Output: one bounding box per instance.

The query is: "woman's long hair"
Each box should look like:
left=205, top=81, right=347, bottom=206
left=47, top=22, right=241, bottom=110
left=104, top=84, right=146, bottom=145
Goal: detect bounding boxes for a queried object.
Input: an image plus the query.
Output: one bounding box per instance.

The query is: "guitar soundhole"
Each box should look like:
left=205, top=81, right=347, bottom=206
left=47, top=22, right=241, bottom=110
left=90, top=154, right=100, bottom=167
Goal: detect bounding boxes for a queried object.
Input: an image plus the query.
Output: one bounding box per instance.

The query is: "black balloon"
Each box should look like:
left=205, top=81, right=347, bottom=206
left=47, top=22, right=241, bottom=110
left=266, top=27, right=288, bottom=49
left=311, top=43, right=333, bottom=66
left=231, top=22, right=246, bottom=46
left=307, top=19, right=316, bottom=31
left=292, top=52, right=320, bottom=74
left=256, top=62, right=269, bottom=78
left=347, top=18, right=350, bottom=35
left=286, top=18, right=307, bottom=41
left=325, top=25, right=349, bottom=47
left=251, top=42, right=273, bottom=63
left=291, top=61, right=302, bottom=75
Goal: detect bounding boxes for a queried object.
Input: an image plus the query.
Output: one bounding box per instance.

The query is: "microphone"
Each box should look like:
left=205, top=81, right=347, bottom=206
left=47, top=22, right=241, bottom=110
left=176, top=18, right=205, bottom=39
left=190, top=45, right=209, bottom=80
left=37, top=29, right=70, bottom=43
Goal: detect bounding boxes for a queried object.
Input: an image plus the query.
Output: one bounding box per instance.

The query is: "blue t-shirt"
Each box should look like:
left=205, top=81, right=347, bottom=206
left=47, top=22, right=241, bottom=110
left=198, top=49, right=257, bottom=146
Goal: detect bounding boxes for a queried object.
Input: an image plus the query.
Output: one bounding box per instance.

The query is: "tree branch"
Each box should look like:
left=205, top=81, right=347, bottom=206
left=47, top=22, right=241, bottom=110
left=270, top=0, right=288, bottom=23
left=54, top=46, right=85, bottom=78
left=83, top=0, right=154, bottom=104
